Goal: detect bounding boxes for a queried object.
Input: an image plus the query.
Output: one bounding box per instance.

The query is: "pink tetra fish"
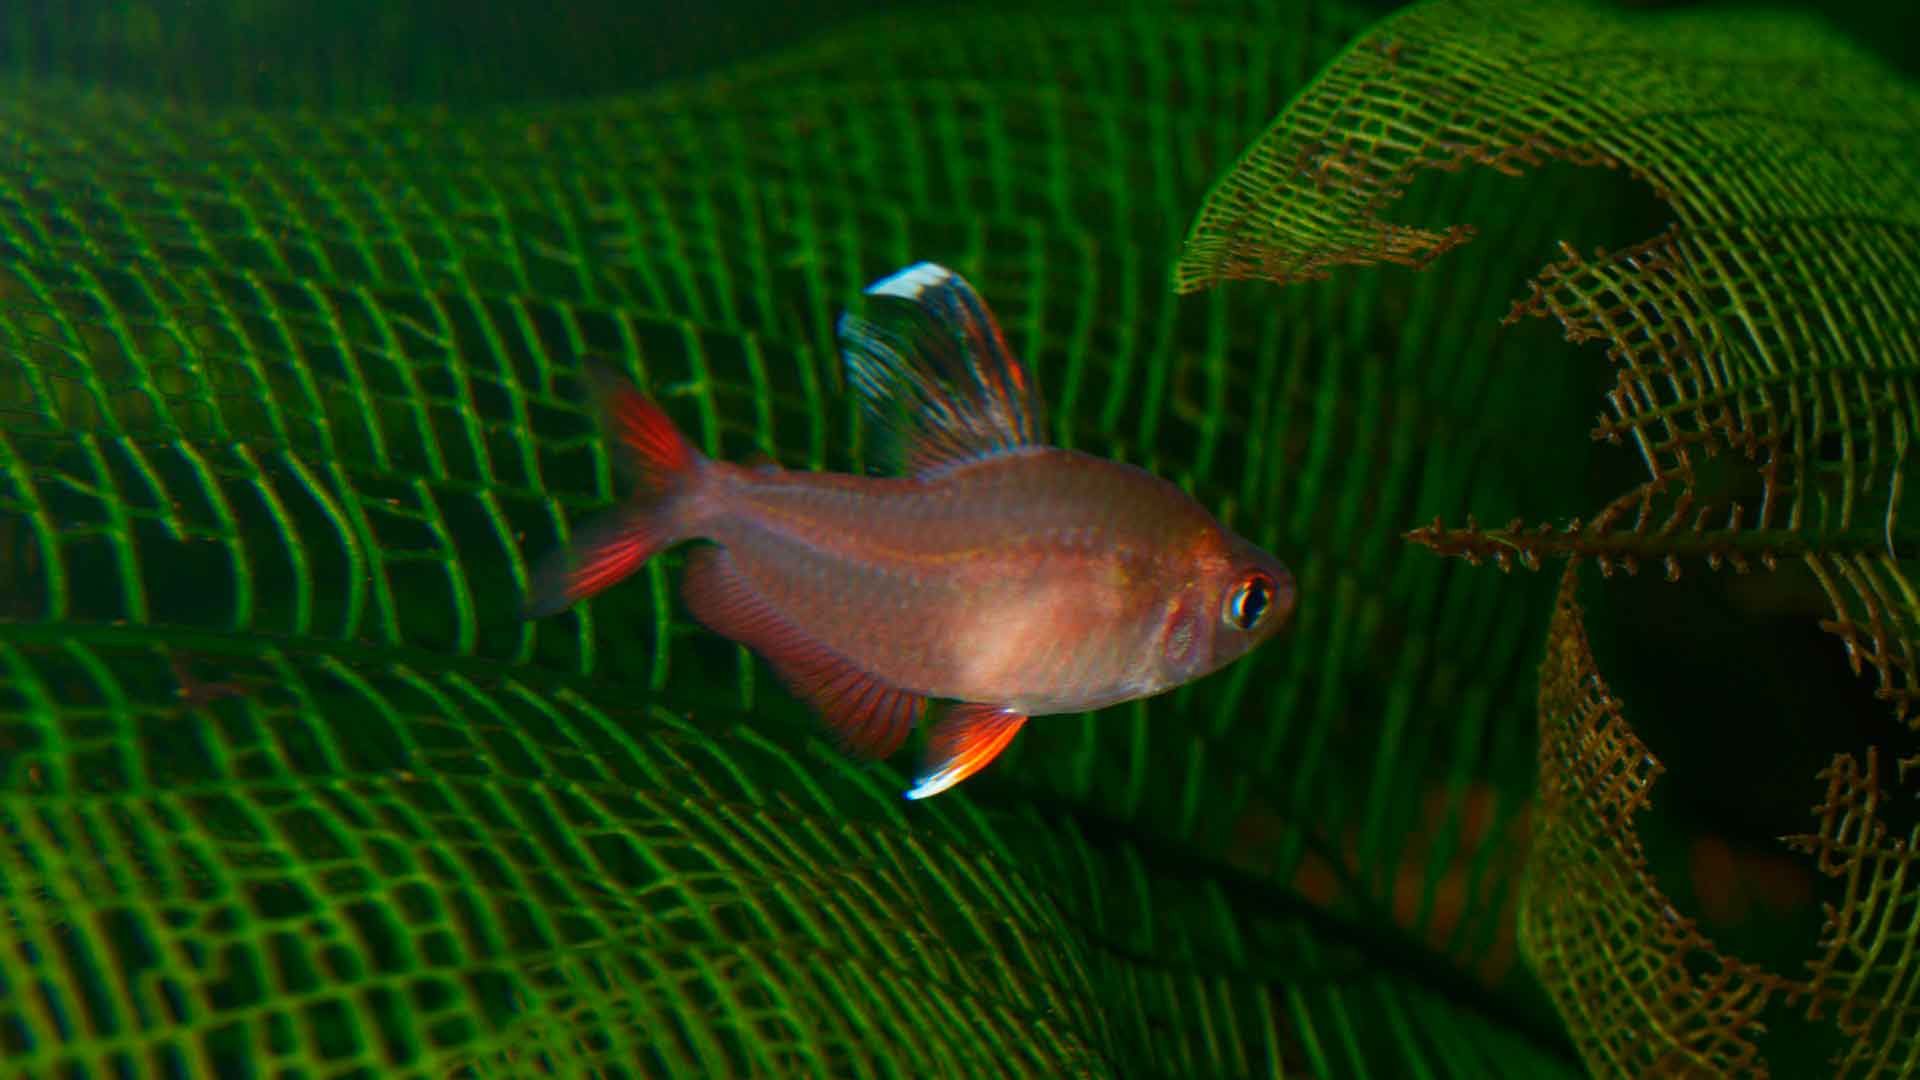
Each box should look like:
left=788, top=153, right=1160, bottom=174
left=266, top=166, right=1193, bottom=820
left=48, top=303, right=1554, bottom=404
left=526, top=263, right=1295, bottom=798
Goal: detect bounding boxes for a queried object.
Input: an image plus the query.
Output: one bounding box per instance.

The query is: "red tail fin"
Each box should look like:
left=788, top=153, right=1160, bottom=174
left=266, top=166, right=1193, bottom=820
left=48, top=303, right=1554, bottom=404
left=522, top=364, right=705, bottom=618
left=588, top=362, right=697, bottom=495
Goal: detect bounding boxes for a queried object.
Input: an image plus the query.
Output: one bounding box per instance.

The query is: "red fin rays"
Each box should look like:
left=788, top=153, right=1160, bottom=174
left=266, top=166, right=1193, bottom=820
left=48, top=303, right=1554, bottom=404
left=522, top=364, right=705, bottom=618
left=523, top=508, right=669, bottom=618
left=586, top=361, right=698, bottom=495
left=905, top=704, right=1028, bottom=801
left=837, top=262, right=1048, bottom=477
left=682, top=548, right=923, bottom=760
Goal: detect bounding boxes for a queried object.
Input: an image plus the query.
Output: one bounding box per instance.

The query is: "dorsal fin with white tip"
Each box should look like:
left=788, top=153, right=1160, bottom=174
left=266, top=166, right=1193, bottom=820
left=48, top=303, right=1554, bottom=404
left=836, top=262, right=1048, bottom=477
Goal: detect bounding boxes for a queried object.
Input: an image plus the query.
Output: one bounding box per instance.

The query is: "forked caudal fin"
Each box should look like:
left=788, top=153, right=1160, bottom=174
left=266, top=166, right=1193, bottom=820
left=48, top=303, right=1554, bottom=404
left=522, top=363, right=706, bottom=618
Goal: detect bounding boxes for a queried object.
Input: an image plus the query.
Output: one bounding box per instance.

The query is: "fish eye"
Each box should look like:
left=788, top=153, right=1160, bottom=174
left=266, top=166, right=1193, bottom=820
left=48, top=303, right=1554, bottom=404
left=1227, top=572, right=1275, bottom=631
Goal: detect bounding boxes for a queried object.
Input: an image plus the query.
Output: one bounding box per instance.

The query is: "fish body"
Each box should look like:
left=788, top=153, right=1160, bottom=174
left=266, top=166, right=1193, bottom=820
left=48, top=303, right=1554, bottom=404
left=526, top=263, right=1295, bottom=798
left=663, top=446, right=1256, bottom=714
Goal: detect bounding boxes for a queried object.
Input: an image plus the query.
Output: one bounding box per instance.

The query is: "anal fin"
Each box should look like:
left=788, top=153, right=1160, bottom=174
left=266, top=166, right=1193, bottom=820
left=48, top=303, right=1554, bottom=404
left=905, top=703, right=1027, bottom=801
left=682, top=547, right=922, bottom=760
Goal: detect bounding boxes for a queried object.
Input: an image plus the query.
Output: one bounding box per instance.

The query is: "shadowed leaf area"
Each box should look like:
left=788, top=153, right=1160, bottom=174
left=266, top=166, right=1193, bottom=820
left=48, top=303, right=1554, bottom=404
left=1180, top=0, right=1919, bottom=1074
left=0, top=0, right=1909, bottom=1076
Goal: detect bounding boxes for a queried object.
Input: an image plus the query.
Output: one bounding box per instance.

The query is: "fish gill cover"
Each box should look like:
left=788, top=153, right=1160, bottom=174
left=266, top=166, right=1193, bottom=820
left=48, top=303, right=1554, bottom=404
left=0, top=0, right=1909, bottom=1077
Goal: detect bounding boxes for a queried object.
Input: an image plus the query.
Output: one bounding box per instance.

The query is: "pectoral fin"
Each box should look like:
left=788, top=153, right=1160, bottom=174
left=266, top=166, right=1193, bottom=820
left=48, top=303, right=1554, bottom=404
left=904, top=703, right=1028, bottom=801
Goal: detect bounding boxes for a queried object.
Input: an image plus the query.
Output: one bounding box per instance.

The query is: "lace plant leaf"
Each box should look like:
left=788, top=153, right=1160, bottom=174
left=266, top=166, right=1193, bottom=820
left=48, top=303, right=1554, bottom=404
left=0, top=643, right=1117, bottom=1076
left=1175, top=0, right=1920, bottom=1073
left=1525, top=563, right=1790, bottom=1076
left=0, top=0, right=1596, bottom=1075
left=1528, top=561, right=1920, bottom=1078
left=1785, top=749, right=1920, bottom=1075
left=1175, top=0, right=1920, bottom=714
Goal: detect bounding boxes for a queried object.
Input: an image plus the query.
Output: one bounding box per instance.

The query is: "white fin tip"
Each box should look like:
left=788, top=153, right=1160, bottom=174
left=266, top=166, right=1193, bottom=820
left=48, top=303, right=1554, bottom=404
left=903, top=768, right=964, bottom=801
left=867, top=261, right=955, bottom=301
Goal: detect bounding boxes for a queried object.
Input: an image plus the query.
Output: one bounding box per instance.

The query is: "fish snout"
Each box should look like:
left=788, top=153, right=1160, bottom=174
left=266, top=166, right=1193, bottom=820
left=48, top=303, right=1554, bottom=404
left=1269, top=563, right=1299, bottom=632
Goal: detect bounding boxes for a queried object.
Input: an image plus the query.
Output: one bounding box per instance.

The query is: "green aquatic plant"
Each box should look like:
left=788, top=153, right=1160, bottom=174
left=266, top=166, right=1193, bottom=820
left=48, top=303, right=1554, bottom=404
left=1180, top=0, right=1920, bottom=1074
left=4, top=0, right=1907, bottom=1074
left=0, top=3, right=1597, bottom=1073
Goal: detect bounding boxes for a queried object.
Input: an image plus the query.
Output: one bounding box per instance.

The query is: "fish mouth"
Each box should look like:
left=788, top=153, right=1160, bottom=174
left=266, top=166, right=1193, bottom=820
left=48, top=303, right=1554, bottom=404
left=1272, top=564, right=1299, bottom=629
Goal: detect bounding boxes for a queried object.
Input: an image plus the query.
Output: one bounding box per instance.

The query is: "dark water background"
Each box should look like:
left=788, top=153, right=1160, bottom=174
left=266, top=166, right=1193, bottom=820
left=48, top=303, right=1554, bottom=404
left=4, top=0, right=1912, bottom=107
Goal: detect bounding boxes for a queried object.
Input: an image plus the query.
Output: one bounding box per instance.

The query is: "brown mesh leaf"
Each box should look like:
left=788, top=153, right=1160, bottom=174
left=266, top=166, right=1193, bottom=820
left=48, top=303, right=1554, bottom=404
left=1177, top=0, right=1920, bottom=1071
left=1176, top=0, right=1920, bottom=717
left=1786, top=749, right=1920, bottom=1075
left=1807, top=553, right=1920, bottom=719
left=1524, top=562, right=1789, bottom=1077
left=1526, top=560, right=1920, bottom=1077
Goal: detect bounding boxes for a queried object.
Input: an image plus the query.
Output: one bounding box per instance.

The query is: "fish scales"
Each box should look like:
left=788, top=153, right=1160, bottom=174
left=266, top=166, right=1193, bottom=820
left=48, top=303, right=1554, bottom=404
left=525, top=262, right=1295, bottom=799
left=703, top=448, right=1211, bottom=711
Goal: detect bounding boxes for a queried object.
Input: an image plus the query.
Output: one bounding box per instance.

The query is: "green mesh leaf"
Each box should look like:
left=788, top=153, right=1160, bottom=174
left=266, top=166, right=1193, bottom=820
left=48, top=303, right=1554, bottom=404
left=1526, top=566, right=1787, bottom=1076
left=1177, top=0, right=1920, bottom=705
left=1175, top=0, right=1920, bottom=1073
left=0, top=0, right=1642, bottom=1074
